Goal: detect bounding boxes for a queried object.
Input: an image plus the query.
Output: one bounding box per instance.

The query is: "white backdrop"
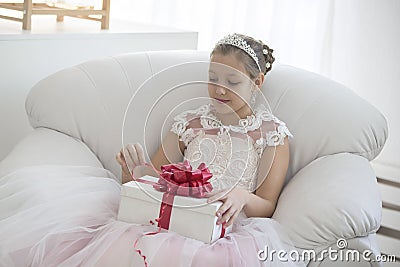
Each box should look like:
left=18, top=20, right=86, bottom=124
left=110, top=0, right=400, bottom=176
left=2, top=0, right=399, bottom=176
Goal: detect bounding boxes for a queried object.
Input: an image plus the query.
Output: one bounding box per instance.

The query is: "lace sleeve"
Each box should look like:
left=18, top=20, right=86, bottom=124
left=253, top=115, right=293, bottom=157
left=170, top=104, right=210, bottom=147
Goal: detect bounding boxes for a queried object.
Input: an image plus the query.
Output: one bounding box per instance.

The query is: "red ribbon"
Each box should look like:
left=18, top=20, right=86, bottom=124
left=156, top=160, right=213, bottom=199
left=132, top=161, right=227, bottom=266
left=144, top=160, right=213, bottom=229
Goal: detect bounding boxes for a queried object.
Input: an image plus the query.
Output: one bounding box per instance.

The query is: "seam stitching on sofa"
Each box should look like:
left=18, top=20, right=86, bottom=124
left=75, top=64, right=111, bottom=167
left=145, top=52, right=154, bottom=75
left=111, top=56, right=135, bottom=95
left=77, top=65, right=109, bottom=116
left=356, top=147, right=385, bottom=159
left=272, top=86, right=291, bottom=114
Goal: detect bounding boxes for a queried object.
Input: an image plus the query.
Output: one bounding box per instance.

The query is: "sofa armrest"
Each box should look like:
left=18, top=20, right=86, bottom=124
left=272, top=153, right=382, bottom=251
left=0, top=127, right=104, bottom=177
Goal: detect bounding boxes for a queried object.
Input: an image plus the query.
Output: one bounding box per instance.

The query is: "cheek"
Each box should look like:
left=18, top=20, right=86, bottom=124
left=231, top=87, right=251, bottom=102
left=208, top=85, right=215, bottom=97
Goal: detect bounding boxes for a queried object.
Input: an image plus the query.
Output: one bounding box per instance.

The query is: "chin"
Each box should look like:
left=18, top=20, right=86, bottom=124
left=214, top=107, right=235, bottom=115
left=211, top=100, right=235, bottom=114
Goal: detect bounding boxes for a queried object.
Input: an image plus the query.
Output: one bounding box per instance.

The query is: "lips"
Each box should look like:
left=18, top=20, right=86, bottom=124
left=214, top=98, right=230, bottom=103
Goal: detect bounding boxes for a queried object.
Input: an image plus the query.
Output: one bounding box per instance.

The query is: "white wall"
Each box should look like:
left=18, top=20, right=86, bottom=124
left=107, top=0, right=400, bottom=176
left=0, top=17, right=197, bottom=161
left=1, top=1, right=399, bottom=177
left=327, top=0, right=400, bottom=174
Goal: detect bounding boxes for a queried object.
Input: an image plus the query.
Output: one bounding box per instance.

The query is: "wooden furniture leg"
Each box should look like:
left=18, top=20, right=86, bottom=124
left=0, top=0, right=111, bottom=30
left=22, top=0, right=32, bottom=30
left=101, top=0, right=110, bottom=29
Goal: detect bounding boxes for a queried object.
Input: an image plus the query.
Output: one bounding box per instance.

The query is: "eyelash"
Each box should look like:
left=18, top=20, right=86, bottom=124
left=208, top=78, right=240, bottom=86
left=228, top=81, right=240, bottom=86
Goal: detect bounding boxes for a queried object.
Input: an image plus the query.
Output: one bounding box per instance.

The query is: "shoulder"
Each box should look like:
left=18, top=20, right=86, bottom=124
left=170, top=104, right=209, bottom=135
left=170, top=104, right=209, bottom=146
left=261, top=118, right=293, bottom=147
left=249, top=105, right=293, bottom=155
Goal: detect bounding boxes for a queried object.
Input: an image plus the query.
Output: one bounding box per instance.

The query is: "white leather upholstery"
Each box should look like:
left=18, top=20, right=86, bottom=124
left=262, top=65, right=387, bottom=183
left=22, top=51, right=388, bottom=184
left=272, top=153, right=382, bottom=250
left=0, top=128, right=103, bottom=178
left=24, top=51, right=212, bottom=177
left=0, top=50, right=388, bottom=266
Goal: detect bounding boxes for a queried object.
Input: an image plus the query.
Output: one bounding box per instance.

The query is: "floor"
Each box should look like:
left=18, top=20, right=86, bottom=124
left=373, top=162, right=400, bottom=265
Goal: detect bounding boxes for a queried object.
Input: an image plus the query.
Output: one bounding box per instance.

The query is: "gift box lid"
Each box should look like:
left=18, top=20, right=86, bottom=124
left=121, top=176, right=221, bottom=215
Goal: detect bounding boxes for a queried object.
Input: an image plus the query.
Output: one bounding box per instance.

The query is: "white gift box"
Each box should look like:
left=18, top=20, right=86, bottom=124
left=117, top=175, right=231, bottom=243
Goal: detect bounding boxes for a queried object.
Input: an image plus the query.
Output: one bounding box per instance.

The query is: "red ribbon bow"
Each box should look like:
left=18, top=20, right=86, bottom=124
left=133, top=161, right=226, bottom=266
left=154, top=160, right=213, bottom=199
left=133, top=161, right=214, bottom=230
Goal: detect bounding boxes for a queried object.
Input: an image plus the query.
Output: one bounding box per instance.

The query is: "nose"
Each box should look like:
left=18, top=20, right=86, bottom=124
left=215, top=85, right=226, bottom=95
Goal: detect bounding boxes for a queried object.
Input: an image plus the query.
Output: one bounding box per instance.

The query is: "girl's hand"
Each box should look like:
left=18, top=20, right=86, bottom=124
left=116, top=151, right=130, bottom=183
left=207, top=188, right=251, bottom=228
left=116, top=143, right=146, bottom=182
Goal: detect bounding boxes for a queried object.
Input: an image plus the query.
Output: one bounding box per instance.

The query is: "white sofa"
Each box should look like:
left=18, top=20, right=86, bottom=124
left=0, top=50, right=388, bottom=266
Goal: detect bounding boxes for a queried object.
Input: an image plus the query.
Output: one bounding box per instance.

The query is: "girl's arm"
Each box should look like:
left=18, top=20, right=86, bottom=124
left=209, top=136, right=290, bottom=226
left=244, top=136, right=290, bottom=218
left=118, top=132, right=185, bottom=182
left=148, top=131, right=185, bottom=172
left=133, top=131, right=185, bottom=178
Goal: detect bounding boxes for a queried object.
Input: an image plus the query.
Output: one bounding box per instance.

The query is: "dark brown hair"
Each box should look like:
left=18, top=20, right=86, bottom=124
left=211, top=34, right=275, bottom=80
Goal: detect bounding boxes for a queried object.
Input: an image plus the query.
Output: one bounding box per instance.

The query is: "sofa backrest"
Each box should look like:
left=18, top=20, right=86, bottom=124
left=26, top=50, right=388, bottom=183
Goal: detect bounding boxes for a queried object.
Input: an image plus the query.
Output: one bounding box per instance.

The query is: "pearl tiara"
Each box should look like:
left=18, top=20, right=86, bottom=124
left=216, top=34, right=261, bottom=72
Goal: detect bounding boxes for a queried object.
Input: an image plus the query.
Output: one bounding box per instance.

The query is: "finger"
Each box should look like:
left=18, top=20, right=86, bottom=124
left=118, top=156, right=130, bottom=175
left=218, top=206, right=236, bottom=225
left=118, top=151, right=130, bottom=168
left=116, top=152, right=124, bottom=165
left=116, top=152, right=126, bottom=166
left=127, top=144, right=140, bottom=166
left=225, top=210, right=240, bottom=228
left=216, top=201, right=232, bottom=222
left=134, top=143, right=146, bottom=165
left=120, top=159, right=132, bottom=176
left=119, top=150, right=126, bottom=159
left=123, top=146, right=135, bottom=172
left=116, top=152, right=121, bottom=162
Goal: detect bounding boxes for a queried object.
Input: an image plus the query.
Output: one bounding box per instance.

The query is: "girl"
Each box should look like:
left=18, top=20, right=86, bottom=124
left=113, top=34, right=305, bottom=266
left=0, top=34, right=306, bottom=267
left=118, top=33, right=290, bottom=228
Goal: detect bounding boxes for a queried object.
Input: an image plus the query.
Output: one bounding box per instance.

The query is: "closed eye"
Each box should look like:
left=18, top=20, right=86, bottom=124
left=228, top=81, right=240, bottom=86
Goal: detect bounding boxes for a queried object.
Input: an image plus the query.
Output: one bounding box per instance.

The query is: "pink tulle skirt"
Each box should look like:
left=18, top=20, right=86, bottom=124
left=0, top=165, right=306, bottom=267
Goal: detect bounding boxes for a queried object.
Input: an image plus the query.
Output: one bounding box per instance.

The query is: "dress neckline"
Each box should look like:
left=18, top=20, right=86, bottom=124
left=200, top=104, right=273, bottom=134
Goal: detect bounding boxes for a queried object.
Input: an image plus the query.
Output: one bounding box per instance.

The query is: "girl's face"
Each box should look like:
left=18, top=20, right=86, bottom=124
left=208, top=53, right=255, bottom=116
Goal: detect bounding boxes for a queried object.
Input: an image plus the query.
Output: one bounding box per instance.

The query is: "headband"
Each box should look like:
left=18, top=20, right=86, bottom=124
left=216, top=33, right=261, bottom=72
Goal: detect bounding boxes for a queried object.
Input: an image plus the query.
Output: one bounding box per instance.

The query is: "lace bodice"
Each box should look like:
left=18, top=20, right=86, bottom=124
left=170, top=104, right=293, bottom=192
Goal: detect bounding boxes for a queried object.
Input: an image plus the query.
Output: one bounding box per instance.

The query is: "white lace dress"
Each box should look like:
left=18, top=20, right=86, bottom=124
left=171, top=104, right=293, bottom=195
left=0, top=104, right=306, bottom=267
